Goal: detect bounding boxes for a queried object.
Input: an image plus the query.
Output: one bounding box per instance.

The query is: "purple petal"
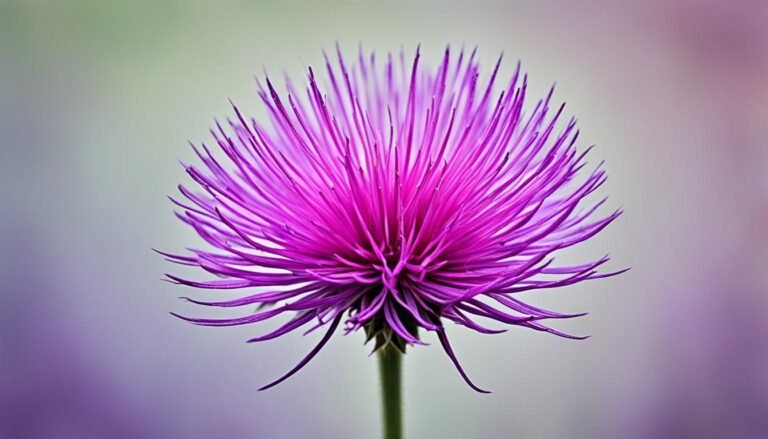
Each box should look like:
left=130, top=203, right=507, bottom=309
left=258, top=313, right=342, bottom=391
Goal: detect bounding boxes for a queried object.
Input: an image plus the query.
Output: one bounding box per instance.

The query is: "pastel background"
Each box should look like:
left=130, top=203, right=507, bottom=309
left=1, top=1, right=766, bottom=438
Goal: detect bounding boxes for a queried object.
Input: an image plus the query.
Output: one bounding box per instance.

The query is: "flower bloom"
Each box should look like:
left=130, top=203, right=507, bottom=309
left=161, top=45, right=624, bottom=392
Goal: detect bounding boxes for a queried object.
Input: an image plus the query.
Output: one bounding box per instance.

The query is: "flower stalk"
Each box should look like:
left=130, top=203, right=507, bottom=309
left=377, top=343, right=403, bottom=439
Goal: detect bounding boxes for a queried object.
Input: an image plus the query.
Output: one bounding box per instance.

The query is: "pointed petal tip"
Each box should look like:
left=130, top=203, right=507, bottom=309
left=604, top=267, right=631, bottom=277
left=162, top=273, right=182, bottom=284
left=257, top=382, right=277, bottom=392
left=169, top=311, right=189, bottom=321
left=255, top=314, right=343, bottom=391
left=437, top=329, right=492, bottom=394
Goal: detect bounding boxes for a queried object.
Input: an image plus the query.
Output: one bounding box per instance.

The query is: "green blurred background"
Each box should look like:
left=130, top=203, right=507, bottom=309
left=1, top=1, right=766, bottom=438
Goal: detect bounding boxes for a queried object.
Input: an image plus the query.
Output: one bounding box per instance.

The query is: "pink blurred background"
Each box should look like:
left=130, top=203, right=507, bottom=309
left=1, top=1, right=766, bottom=438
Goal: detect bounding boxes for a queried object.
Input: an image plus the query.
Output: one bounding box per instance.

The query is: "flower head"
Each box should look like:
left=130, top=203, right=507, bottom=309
left=161, top=45, right=625, bottom=392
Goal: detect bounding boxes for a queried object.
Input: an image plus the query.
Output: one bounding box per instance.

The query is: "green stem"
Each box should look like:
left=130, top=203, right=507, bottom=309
left=377, top=344, right=403, bottom=439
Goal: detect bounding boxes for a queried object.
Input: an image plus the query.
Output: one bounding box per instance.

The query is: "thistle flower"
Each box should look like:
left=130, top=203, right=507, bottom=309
left=161, top=45, right=624, bottom=394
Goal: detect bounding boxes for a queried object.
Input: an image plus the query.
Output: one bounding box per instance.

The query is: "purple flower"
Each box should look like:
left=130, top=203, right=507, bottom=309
left=161, top=45, right=625, bottom=393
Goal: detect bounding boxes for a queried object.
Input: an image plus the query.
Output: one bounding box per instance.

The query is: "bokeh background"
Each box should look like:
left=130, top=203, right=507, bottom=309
left=1, top=1, right=766, bottom=438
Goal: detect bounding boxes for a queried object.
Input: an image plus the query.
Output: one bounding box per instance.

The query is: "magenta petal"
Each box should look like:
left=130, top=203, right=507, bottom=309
left=258, top=313, right=343, bottom=391
left=437, top=329, right=491, bottom=394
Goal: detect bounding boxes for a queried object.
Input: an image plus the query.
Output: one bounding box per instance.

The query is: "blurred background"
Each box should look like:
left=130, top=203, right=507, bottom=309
left=1, top=1, right=766, bottom=438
